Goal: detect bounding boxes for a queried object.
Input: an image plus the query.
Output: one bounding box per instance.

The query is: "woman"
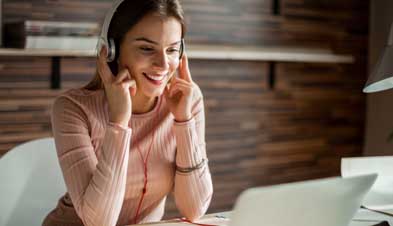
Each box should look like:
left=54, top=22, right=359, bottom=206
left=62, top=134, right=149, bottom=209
left=42, top=0, right=213, bottom=226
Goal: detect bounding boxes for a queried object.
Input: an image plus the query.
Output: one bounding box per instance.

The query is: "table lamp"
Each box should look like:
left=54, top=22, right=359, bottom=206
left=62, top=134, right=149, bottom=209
left=364, top=23, right=393, bottom=93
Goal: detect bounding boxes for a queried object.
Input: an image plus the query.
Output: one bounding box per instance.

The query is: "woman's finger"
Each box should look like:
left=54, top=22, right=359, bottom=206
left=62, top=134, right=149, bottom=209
left=171, top=76, right=193, bottom=86
left=118, top=79, right=137, bottom=96
left=168, top=78, right=190, bottom=92
left=128, top=80, right=138, bottom=96
left=179, top=53, right=193, bottom=83
left=122, top=79, right=136, bottom=89
left=169, top=83, right=192, bottom=97
left=114, top=69, right=130, bottom=84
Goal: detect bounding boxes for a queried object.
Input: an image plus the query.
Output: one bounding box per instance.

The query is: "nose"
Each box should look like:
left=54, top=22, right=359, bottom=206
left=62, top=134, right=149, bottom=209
left=152, top=51, right=169, bottom=72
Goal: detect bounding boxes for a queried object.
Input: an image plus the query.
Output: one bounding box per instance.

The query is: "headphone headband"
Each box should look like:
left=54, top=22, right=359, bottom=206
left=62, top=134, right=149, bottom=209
left=96, top=0, right=125, bottom=61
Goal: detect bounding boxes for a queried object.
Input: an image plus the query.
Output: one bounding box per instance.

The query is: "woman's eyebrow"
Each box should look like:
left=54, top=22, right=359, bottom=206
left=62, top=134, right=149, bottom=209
left=134, top=37, right=181, bottom=46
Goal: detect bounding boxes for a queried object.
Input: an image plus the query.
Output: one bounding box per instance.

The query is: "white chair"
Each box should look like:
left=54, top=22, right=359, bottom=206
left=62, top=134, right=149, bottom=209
left=0, top=137, right=66, bottom=226
left=341, top=156, right=393, bottom=210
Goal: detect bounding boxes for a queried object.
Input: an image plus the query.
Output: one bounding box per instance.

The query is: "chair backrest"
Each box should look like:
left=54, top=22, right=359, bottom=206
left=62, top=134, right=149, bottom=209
left=0, top=137, right=66, bottom=226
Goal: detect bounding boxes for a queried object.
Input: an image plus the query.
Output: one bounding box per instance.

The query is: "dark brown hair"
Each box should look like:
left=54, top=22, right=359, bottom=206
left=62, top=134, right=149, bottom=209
left=84, top=0, right=186, bottom=90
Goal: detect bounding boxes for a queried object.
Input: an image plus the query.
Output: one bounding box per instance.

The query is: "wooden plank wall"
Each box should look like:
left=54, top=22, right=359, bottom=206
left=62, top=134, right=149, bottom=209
left=0, top=0, right=368, bottom=219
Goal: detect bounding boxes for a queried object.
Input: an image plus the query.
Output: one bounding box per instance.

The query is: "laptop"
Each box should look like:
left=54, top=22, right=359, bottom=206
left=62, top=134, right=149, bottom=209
left=228, top=174, right=377, bottom=226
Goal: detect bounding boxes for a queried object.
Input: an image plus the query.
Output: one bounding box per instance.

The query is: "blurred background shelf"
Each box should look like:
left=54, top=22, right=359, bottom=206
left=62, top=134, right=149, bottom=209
left=0, top=48, right=95, bottom=57
left=0, top=45, right=354, bottom=89
left=0, top=45, right=354, bottom=63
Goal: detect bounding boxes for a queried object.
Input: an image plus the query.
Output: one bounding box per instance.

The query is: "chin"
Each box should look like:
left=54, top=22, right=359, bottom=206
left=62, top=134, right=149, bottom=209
left=141, top=87, right=165, bottom=98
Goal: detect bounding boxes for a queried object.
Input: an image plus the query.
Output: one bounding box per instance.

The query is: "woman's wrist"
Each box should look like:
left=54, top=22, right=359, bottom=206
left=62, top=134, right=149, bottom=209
left=109, top=121, right=129, bottom=130
left=176, top=158, right=207, bottom=173
left=174, top=114, right=192, bottom=123
left=109, top=118, right=129, bottom=128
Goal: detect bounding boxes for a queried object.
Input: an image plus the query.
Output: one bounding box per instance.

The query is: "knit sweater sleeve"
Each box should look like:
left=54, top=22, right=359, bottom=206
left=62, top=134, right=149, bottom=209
left=51, top=95, right=131, bottom=226
left=172, top=85, right=213, bottom=221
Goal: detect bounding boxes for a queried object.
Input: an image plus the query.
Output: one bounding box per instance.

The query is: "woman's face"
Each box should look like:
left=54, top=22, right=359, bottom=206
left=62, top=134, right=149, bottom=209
left=117, top=13, right=183, bottom=98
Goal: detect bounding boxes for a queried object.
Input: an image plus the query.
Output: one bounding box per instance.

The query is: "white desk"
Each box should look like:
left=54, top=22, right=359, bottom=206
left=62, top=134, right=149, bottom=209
left=126, top=212, right=230, bottom=226
left=128, top=209, right=393, bottom=226
left=351, top=208, right=393, bottom=226
left=127, top=212, right=230, bottom=226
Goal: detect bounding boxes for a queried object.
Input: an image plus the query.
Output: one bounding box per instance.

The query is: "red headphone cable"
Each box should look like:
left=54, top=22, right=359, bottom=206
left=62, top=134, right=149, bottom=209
left=133, top=96, right=162, bottom=224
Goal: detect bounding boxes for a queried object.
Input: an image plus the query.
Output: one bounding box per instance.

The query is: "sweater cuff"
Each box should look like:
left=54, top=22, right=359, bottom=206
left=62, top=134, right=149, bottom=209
left=173, top=117, right=204, bottom=168
left=108, top=122, right=131, bottom=131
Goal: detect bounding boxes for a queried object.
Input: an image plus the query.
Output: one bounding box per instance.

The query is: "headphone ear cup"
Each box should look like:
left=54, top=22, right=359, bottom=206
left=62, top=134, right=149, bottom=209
left=107, top=38, right=116, bottom=62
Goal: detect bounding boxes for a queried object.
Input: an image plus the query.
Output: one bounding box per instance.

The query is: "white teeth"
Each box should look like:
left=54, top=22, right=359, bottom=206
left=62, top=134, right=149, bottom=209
left=144, top=73, right=165, bottom=81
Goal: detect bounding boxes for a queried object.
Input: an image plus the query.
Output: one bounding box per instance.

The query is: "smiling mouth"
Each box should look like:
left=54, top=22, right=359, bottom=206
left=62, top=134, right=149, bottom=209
left=143, top=72, right=167, bottom=85
left=143, top=73, right=166, bottom=81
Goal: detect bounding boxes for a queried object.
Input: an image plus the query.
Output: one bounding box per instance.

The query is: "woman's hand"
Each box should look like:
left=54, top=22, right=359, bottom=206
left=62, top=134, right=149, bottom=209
left=164, top=53, right=196, bottom=122
left=97, top=47, right=137, bottom=127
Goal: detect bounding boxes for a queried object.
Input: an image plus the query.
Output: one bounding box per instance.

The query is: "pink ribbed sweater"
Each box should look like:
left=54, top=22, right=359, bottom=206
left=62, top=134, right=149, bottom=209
left=43, top=86, right=213, bottom=226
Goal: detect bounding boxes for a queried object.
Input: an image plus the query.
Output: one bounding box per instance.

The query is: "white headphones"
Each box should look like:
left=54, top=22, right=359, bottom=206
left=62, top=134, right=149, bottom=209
left=96, top=0, right=126, bottom=63
left=96, top=0, right=185, bottom=63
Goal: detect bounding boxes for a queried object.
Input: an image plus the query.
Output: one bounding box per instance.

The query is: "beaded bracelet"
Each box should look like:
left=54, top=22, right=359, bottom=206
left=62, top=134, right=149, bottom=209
left=176, top=158, right=207, bottom=173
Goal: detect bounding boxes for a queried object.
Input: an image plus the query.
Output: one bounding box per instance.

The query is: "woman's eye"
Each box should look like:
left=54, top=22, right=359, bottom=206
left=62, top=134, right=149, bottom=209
left=167, top=48, right=179, bottom=53
left=140, top=47, right=154, bottom=52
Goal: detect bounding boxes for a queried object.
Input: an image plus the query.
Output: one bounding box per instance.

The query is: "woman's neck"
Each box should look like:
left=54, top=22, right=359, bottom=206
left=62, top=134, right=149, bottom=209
left=132, top=92, right=157, bottom=114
